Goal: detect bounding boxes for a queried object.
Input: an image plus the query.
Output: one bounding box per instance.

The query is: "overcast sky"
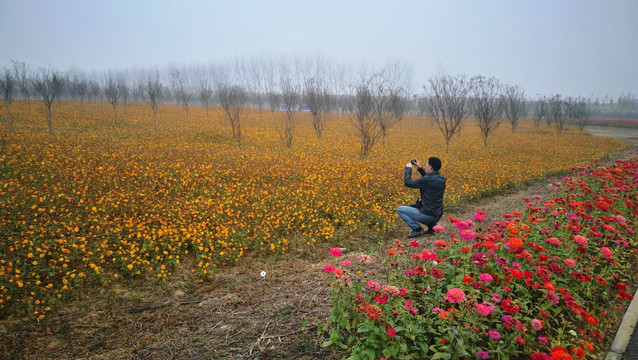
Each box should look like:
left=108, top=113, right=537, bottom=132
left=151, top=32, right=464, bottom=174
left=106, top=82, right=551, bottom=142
left=1, top=0, right=637, bottom=100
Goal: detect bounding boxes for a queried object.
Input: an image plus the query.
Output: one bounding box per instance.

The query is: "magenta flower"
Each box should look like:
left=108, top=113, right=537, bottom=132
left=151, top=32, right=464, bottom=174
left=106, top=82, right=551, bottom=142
left=323, top=264, right=335, bottom=273
left=564, top=258, right=576, bottom=267
left=329, top=247, right=342, bottom=257
left=432, top=225, right=444, bottom=232
left=489, top=330, right=501, bottom=339
left=479, top=273, right=493, bottom=283
left=341, top=260, right=351, bottom=267
left=386, top=327, right=396, bottom=338
left=477, top=350, right=489, bottom=359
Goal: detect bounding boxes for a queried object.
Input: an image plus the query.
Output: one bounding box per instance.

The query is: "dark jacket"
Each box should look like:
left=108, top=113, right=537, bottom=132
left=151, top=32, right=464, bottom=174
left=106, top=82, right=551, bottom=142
left=404, top=167, right=446, bottom=218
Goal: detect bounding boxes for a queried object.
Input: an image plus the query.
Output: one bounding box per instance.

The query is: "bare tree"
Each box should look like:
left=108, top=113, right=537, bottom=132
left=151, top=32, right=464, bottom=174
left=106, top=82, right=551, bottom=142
left=531, top=95, right=548, bottom=128
left=303, top=76, right=330, bottom=139
left=1, top=67, right=15, bottom=128
left=32, top=67, right=65, bottom=134
left=503, top=85, right=527, bottom=133
left=277, top=69, right=301, bottom=148
left=169, top=68, right=191, bottom=121
left=424, top=74, right=472, bottom=153
left=103, top=72, right=121, bottom=125
left=218, top=84, right=248, bottom=142
left=470, top=76, right=504, bottom=146
left=350, top=77, right=382, bottom=158
left=118, top=75, right=130, bottom=116
left=198, top=79, right=214, bottom=118
left=12, top=61, right=31, bottom=105
left=141, top=71, right=164, bottom=128
left=548, top=94, right=567, bottom=135
left=566, top=97, right=591, bottom=133
left=87, top=80, right=100, bottom=103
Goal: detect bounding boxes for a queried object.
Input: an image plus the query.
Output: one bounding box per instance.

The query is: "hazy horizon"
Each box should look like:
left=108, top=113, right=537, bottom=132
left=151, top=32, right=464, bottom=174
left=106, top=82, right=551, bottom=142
left=1, top=0, right=637, bottom=100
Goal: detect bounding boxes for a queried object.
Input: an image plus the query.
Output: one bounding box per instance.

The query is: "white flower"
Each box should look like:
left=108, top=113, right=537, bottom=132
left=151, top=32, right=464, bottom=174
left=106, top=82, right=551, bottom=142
left=260, top=271, right=266, bottom=278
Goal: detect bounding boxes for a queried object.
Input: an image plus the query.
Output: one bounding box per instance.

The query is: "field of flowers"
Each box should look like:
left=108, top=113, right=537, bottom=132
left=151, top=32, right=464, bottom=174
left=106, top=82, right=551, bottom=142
left=0, top=100, right=630, bottom=321
left=587, top=119, right=638, bottom=128
left=322, top=155, right=638, bottom=359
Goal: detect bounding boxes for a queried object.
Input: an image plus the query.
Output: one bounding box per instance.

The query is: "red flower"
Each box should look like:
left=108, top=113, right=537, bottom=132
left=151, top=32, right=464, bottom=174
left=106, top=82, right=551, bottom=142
left=550, top=346, right=573, bottom=360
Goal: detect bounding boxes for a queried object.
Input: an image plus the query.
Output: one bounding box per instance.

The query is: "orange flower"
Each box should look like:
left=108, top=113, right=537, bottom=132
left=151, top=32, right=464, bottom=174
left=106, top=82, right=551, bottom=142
left=508, top=237, right=523, bottom=249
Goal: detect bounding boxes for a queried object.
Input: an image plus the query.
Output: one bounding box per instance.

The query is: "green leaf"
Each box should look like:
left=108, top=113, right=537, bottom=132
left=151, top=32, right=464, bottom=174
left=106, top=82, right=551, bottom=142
left=431, top=352, right=452, bottom=360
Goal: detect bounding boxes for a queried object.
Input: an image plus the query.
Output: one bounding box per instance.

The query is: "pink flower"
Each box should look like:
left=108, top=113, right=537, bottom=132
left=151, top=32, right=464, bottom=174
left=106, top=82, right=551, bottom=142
left=479, top=273, right=493, bottom=283
left=333, top=268, right=344, bottom=277
left=476, top=302, right=495, bottom=316
left=374, top=294, right=388, bottom=304
left=323, top=264, right=335, bottom=273
left=383, top=285, right=400, bottom=296
left=357, top=254, right=372, bottom=264
left=474, top=210, right=486, bottom=222
left=433, top=225, right=444, bottom=232
left=477, top=350, right=489, bottom=359
left=538, top=336, right=549, bottom=345
left=600, top=247, right=613, bottom=258
left=386, top=328, right=396, bottom=338
left=460, top=229, right=478, bottom=241
left=329, top=248, right=342, bottom=257
left=531, top=319, right=544, bottom=331
left=489, top=330, right=501, bottom=339
left=366, top=280, right=382, bottom=292
left=572, top=235, right=588, bottom=246
left=564, top=258, right=576, bottom=267
left=445, top=288, right=466, bottom=303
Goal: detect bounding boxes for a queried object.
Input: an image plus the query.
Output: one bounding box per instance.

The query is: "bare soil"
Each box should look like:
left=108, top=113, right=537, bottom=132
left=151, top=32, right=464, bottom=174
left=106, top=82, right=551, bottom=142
left=1, top=126, right=637, bottom=360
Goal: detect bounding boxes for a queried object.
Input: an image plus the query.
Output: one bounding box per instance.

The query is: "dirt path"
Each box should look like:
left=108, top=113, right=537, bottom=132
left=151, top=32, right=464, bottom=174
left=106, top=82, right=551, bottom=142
left=3, top=126, right=637, bottom=360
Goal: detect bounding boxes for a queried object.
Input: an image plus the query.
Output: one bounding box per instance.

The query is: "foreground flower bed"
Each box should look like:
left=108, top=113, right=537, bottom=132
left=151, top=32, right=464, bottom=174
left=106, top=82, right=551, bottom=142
left=322, top=155, right=638, bottom=359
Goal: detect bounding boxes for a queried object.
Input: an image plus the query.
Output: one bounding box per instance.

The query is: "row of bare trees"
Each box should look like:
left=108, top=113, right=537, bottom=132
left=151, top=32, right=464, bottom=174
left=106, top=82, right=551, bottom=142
left=1, top=57, right=606, bottom=156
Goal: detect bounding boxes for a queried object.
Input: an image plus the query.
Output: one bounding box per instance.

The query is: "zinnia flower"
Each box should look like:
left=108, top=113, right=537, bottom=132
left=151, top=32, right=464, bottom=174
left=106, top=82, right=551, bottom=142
left=564, top=258, right=576, bottom=267
left=445, top=288, right=466, bottom=303
left=489, top=330, right=501, bottom=339
left=477, top=350, right=489, bottom=359
left=329, top=247, right=342, bottom=257
left=433, top=225, right=444, bottom=232
left=479, top=273, right=493, bottom=283
left=386, top=328, right=396, bottom=338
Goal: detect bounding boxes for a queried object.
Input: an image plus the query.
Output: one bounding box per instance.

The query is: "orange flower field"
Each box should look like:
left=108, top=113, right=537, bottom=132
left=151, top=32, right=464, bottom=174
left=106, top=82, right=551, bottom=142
left=0, top=100, right=629, bottom=319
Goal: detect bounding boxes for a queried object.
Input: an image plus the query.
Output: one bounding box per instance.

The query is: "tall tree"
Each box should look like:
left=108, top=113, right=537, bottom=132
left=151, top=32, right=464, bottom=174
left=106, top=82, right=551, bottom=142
left=548, top=94, right=567, bottom=135
left=0, top=67, right=15, bottom=128
left=141, top=71, right=164, bottom=128
left=169, top=68, right=191, bottom=121
left=531, top=95, right=548, bottom=128
left=503, top=85, right=527, bottom=133
left=424, top=74, right=472, bottom=153
left=350, top=76, right=381, bottom=158
left=103, top=72, right=121, bottom=125
left=470, top=76, right=504, bottom=146
left=277, top=64, right=301, bottom=148
left=12, top=61, right=31, bottom=105
left=218, top=84, right=248, bottom=142
left=32, top=67, right=65, bottom=134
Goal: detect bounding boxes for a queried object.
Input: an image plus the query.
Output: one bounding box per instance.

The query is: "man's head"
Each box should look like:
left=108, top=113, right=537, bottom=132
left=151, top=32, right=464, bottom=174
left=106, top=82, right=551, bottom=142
left=427, top=157, right=442, bottom=173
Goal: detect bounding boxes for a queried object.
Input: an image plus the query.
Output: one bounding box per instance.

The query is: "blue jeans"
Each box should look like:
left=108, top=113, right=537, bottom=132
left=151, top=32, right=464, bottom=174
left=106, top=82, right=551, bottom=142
left=396, top=206, right=440, bottom=230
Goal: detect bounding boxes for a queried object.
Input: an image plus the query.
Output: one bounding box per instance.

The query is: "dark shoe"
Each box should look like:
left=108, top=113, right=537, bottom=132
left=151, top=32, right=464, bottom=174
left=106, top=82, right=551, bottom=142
left=425, top=228, right=435, bottom=235
left=407, top=228, right=425, bottom=239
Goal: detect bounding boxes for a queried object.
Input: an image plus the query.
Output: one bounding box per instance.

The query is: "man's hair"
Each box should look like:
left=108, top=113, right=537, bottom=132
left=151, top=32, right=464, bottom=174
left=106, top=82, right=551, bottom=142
left=428, top=157, right=442, bottom=171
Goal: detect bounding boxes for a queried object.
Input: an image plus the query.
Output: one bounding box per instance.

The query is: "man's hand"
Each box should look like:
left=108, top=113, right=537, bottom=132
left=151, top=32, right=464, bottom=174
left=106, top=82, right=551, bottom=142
left=406, top=162, right=414, bottom=168
left=412, top=159, right=422, bottom=168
